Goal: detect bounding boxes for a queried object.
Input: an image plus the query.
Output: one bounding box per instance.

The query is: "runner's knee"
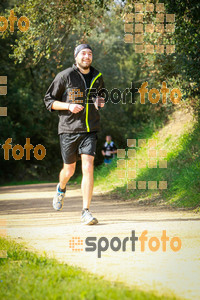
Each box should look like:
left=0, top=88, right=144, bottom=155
left=62, top=165, right=75, bottom=178
left=82, top=161, right=93, bottom=174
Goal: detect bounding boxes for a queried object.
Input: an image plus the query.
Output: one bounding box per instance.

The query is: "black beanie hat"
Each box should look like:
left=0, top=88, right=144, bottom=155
left=74, top=44, right=92, bottom=58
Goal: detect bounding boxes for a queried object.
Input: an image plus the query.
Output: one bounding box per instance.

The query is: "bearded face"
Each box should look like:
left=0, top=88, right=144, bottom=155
left=75, top=49, right=93, bottom=70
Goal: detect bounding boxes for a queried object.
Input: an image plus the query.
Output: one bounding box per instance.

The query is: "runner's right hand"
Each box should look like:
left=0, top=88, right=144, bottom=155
left=68, top=104, right=84, bottom=114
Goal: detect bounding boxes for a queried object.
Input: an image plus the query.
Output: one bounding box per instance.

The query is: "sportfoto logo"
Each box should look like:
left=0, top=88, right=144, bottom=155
left=139, top=82, right=181, bottom=104
left=69, top=88, right=83, bottom=104
left=72, top=82, right=181, bottom=105
left=1, top=138, right=46, bottom=160
left=0, top=10, right=30, bottom=33
left=117, top=138, right=168, bottom=190
left=124, top=2, right=175, bottom=54
left=0, top=76, right=7, bottom=117
left=69, top=230, right=181, bottom=258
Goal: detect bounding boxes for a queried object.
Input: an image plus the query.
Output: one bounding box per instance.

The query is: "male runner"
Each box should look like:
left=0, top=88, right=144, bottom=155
left=102, top=135, right=117, bottom=165
left=44, top=44, right=105, bottom=225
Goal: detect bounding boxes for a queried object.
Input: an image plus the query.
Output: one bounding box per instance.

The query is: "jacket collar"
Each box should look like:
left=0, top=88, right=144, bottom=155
left=72, top=63, right=96, bottom=76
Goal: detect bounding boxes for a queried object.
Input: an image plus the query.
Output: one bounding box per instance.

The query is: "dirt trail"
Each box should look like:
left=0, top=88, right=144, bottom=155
left=0, top=183, right=200, bottom=300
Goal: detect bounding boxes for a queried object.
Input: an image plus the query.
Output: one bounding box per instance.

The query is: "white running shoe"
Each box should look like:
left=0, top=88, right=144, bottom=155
left=81, top=209, right=98, bottom=225
left=53, top=183, right=66, bottom=211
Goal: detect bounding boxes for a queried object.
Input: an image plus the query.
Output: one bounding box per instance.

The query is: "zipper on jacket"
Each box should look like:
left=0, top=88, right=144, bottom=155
left=75, top=68, right=102, bottom=132
left=85, top=73, right=102, bottom=132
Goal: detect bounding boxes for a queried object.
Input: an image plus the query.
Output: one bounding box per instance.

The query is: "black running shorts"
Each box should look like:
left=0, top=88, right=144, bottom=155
left=59, top=132, right=98, bottom=164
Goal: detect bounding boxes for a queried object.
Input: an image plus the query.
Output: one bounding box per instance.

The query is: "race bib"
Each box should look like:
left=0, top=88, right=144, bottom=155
left=105, top=151, right=111, bottom=156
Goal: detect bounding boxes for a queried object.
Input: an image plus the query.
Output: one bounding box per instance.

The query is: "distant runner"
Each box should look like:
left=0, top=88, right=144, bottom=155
left=44, top=44, right=105, bottom=225
left=102, top=135, right=117, bottom=165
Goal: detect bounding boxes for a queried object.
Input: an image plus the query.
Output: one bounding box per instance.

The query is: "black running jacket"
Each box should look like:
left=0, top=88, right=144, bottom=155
left=44, top=64, right=105, bottom=134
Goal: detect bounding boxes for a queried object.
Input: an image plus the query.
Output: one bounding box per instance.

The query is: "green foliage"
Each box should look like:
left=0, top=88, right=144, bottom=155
left=3, top=0, right=110, bottom=64
left=93, top=116, right=200, bottom=209
left=123, top=0, right=200, bottom=116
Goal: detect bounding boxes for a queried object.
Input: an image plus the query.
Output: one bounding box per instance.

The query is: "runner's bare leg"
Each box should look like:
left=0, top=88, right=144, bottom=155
left=81, top=154, right=94, bottom=209
left=59, top=162, right=76, bottom=189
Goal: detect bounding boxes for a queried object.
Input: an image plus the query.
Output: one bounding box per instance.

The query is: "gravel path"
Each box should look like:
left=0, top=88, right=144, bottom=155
left=0, top=183, right=199, bottom=300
